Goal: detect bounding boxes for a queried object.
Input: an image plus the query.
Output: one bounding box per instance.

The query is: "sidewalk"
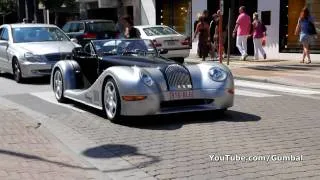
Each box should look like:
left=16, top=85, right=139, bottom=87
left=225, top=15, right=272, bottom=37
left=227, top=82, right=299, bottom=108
left=185, top=56, right=320, bottom=89
left=0, top=104, right=103, bottom=180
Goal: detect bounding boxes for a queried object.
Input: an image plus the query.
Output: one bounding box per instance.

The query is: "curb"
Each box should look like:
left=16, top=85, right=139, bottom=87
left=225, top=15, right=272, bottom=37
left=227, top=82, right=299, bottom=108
left=234, top=76, right=320, bottom=90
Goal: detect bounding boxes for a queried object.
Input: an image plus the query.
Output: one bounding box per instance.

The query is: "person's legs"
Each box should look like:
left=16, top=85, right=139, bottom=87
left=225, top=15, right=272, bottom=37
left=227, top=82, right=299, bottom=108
left=256, top=38, right=266, bottom=59
left=253, top=38, right=259, bottom=60
left=305, top=43, right=311, bottom=63
left=236, top=36, right=245, bottom=59
left=242, top=35, right=248, bottom=57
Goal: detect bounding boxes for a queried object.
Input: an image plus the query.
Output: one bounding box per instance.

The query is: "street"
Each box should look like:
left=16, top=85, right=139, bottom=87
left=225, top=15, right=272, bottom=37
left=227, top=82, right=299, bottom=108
left=1, top=68, right=320, bottom=180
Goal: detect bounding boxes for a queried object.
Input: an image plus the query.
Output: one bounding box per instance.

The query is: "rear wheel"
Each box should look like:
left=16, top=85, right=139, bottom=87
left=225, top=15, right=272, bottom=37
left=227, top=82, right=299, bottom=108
left=53, top=69, right=66, bottom=102
left=12, top=59, right=23, bottom=83
left=103, top=78, right=121, bottom=122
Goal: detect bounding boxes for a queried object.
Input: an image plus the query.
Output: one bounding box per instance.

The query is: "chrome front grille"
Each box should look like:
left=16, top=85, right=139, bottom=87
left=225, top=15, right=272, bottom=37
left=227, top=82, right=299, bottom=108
left=45, top=53, right=72, bottom=62
left=164, top=64, right=192, bottom=90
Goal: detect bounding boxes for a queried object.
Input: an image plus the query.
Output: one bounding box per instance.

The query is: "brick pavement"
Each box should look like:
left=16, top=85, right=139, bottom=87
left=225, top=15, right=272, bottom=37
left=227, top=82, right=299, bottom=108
left=0, top=104, right=104, bottom=180
left=6, top=91, right=320, bottom=179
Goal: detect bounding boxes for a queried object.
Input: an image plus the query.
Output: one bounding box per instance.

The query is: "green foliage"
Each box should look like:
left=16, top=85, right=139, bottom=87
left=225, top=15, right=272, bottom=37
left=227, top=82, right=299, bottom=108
left=39, top=0, right=76, bottom=10
left=0, top=0, right=17, bottom=14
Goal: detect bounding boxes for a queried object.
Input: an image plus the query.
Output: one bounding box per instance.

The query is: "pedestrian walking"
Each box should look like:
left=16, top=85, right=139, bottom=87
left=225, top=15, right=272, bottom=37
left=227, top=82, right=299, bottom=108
left=212, top=12, right=226, bottom=60
left=209, top=13, right=218, bottom=58
left=123, top=16, right=140, bottom=39
left=252, top=12, right=267, bottom=60
left=295, top=7, right=317, bottom=64
left=193, top=15, right=210, bottom=61
left=233, top=6, right=251, bottom=60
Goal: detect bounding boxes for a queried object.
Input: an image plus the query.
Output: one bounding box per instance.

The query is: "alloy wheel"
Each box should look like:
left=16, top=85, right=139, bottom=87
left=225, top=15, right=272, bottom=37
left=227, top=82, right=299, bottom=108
left=53, top=70, right=64, bottom=101
left=104, top=80, right=118, bottom=120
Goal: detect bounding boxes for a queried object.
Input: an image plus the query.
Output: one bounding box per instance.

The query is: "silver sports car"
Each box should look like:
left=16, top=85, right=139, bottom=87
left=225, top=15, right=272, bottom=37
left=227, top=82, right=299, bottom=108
left=0, top=23, right=79, bottom=82
left=51, top=39, right=234, bottom=122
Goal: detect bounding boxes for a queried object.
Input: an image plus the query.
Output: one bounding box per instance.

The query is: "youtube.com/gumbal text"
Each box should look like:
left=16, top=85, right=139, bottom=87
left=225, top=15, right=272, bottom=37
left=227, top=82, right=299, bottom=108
left=209, top=154, right=303, bottom=162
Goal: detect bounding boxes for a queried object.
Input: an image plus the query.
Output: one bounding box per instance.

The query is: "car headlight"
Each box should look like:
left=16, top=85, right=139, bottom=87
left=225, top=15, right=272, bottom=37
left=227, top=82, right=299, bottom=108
left=140, top=72, right=154, bottom=87
left=208, top=67, right=227, bottom=82
left=24, top=52, right=43, bottom=62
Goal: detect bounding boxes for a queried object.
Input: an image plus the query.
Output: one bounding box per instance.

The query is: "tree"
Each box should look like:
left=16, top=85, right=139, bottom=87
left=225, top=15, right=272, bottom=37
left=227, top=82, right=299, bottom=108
left=39, top=0, right=75, bottom=24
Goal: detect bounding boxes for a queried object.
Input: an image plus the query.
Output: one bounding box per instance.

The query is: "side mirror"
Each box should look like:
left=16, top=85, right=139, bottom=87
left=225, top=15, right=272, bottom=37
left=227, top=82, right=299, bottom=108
left=73, top=47, right=87, bottom=56
left=70, top=38, right=79, bottom=44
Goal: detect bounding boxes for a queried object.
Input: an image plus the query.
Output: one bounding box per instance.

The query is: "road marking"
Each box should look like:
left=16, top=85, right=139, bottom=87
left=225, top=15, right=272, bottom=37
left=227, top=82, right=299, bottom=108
left=235, top=80, right=320, bottom=95
left=30, top=91, right=86, bottom=113
left=235, top=89, right=281, bottom=97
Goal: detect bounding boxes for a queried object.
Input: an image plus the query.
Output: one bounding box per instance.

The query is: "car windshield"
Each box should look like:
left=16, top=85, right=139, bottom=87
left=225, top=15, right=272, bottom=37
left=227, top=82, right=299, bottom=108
left=143, top=26, right=178, bottom=36
left=12, top=27, right=70, bottom=43
left=92, top=39, right=158, bottom=57
left=87, top=22, right=116, bottom=33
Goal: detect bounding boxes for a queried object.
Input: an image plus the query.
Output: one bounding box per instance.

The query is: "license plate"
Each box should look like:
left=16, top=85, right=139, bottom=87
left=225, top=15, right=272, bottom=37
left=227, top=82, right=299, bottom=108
left=167, top=40, right=176, bottom=46
left=169, top=91, right=193, bottom=100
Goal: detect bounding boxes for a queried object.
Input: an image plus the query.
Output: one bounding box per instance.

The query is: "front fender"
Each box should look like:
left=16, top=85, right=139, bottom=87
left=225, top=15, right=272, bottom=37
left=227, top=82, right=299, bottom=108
left=101, top=66, right=162, bottom=95
left=186, top=63, right=234, bottom=91
left=51, top=60, right=80, bottom=90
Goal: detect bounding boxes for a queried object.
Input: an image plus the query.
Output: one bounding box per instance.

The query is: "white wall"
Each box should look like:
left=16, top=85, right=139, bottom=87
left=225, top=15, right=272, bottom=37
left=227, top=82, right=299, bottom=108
left=258, top=0, right=320, bottom=61
left=140, top=0, right=156, bottom=25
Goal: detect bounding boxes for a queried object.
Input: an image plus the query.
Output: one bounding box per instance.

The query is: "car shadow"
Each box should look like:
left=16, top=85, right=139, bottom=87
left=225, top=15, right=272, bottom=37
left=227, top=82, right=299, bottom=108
left=70, top=101, right=261, bottom=130
left=82, top=144, right=160, bottom=172
left=0, top=72, right=50, bottom=85
left=118, top=110, right=261, bottom=130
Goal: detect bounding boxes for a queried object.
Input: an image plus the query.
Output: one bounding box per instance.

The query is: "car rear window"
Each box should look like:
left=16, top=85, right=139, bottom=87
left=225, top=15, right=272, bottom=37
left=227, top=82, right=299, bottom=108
left=143, top=27, right=178, bottom=36
left=87, top=22, right=115, bottom=33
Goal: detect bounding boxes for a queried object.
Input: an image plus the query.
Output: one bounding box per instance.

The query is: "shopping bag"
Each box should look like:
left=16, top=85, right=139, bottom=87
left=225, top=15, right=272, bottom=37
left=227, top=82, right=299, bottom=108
left=262, top=36, right=267, bottom=46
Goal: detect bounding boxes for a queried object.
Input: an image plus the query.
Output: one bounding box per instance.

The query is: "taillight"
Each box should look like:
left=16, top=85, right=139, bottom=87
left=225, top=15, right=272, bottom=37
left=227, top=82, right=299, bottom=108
left=82, top=33, right=97, bottom=39
left=152, top=39, right=162, bottom=47
left=181, top=37, right=190, bottom=46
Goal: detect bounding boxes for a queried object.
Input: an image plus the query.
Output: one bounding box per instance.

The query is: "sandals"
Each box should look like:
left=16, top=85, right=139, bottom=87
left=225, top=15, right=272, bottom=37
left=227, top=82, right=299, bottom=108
left=306, top=60, right=311, bottom=64
left=300, top=60, right=305, bottom=63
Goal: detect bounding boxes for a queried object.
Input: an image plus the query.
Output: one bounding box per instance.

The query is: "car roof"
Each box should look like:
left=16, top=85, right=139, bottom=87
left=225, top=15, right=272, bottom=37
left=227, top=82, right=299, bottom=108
left=9, top=23, right=58, bottom=28
left=67, top=19, right=114, bottom=23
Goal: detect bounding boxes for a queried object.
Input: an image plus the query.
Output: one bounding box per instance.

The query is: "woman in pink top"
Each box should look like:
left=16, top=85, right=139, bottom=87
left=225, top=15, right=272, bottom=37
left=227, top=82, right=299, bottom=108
left=252, top=12, right=267, bottom=60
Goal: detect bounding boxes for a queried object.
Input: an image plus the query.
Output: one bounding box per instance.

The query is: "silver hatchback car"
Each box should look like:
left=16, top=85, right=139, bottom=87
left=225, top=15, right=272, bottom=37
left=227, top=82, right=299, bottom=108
left=0, top=23, right=79, bottom=82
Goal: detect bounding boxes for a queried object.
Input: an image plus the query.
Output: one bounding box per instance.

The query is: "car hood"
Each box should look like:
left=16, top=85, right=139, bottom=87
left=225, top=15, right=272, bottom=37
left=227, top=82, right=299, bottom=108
left=15, top=41, right=76, bottom=55
left=103, top=55, right=176, bottom=68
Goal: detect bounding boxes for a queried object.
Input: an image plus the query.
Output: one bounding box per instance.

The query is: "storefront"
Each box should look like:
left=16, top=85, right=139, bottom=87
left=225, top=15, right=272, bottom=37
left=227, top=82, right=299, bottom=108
left=259, top=0, right=320, bottom=59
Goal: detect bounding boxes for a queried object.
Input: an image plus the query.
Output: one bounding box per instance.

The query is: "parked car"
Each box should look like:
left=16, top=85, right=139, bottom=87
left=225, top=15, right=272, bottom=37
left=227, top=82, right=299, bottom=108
left=51, top=39, right=234, bottom=122
left=62, top=19, right=117, bottom=46
left=134, top=25, right=191, bottom=63
left=0, top=23, right=79, bottom=83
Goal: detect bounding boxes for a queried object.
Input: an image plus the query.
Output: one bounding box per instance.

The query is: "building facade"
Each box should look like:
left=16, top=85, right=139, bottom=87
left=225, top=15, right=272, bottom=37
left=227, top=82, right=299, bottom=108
left=76, top=0, right=320, bottom=59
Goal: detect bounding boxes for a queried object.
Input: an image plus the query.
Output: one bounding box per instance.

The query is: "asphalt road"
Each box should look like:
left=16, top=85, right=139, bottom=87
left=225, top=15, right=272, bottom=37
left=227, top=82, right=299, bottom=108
left=1, top=73, right=320, bottom=180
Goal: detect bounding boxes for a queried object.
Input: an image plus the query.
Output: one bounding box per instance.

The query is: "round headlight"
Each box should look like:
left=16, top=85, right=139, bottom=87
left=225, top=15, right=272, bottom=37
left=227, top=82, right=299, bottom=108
left=208, top=67, right=227, bottom=82
left=140, top=72, right=154, bottom=86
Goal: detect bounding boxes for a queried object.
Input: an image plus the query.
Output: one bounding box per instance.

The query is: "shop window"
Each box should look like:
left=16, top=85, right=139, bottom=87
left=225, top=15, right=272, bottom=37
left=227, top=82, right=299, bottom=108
left=280, top=0, right=320, bottom=53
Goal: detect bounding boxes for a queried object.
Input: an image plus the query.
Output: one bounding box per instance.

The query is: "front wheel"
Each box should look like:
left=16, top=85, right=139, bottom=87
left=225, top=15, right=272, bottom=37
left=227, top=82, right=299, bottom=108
left=103, top=78, right=121, bottom=122
left=53, top=69, right=66, bottom=103
left=13, top=59, right=23, bottom=83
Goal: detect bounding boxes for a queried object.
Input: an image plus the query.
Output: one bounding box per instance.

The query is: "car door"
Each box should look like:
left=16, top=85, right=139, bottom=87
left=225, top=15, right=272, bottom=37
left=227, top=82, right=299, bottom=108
left=0, top=27, right=10, bottom=71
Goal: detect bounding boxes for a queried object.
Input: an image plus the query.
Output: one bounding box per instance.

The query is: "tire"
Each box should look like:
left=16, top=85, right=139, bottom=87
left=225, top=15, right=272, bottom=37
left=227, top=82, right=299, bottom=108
left=103, top=78, right=121, bottom=122
left=12, top=59, right=23, bottom=83
left=53, top=69, right=66, bottom=103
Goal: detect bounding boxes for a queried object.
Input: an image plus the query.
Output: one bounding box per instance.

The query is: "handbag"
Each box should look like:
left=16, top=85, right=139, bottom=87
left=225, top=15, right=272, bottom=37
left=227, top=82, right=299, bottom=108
left=308, top=21, right=317, bottom=35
